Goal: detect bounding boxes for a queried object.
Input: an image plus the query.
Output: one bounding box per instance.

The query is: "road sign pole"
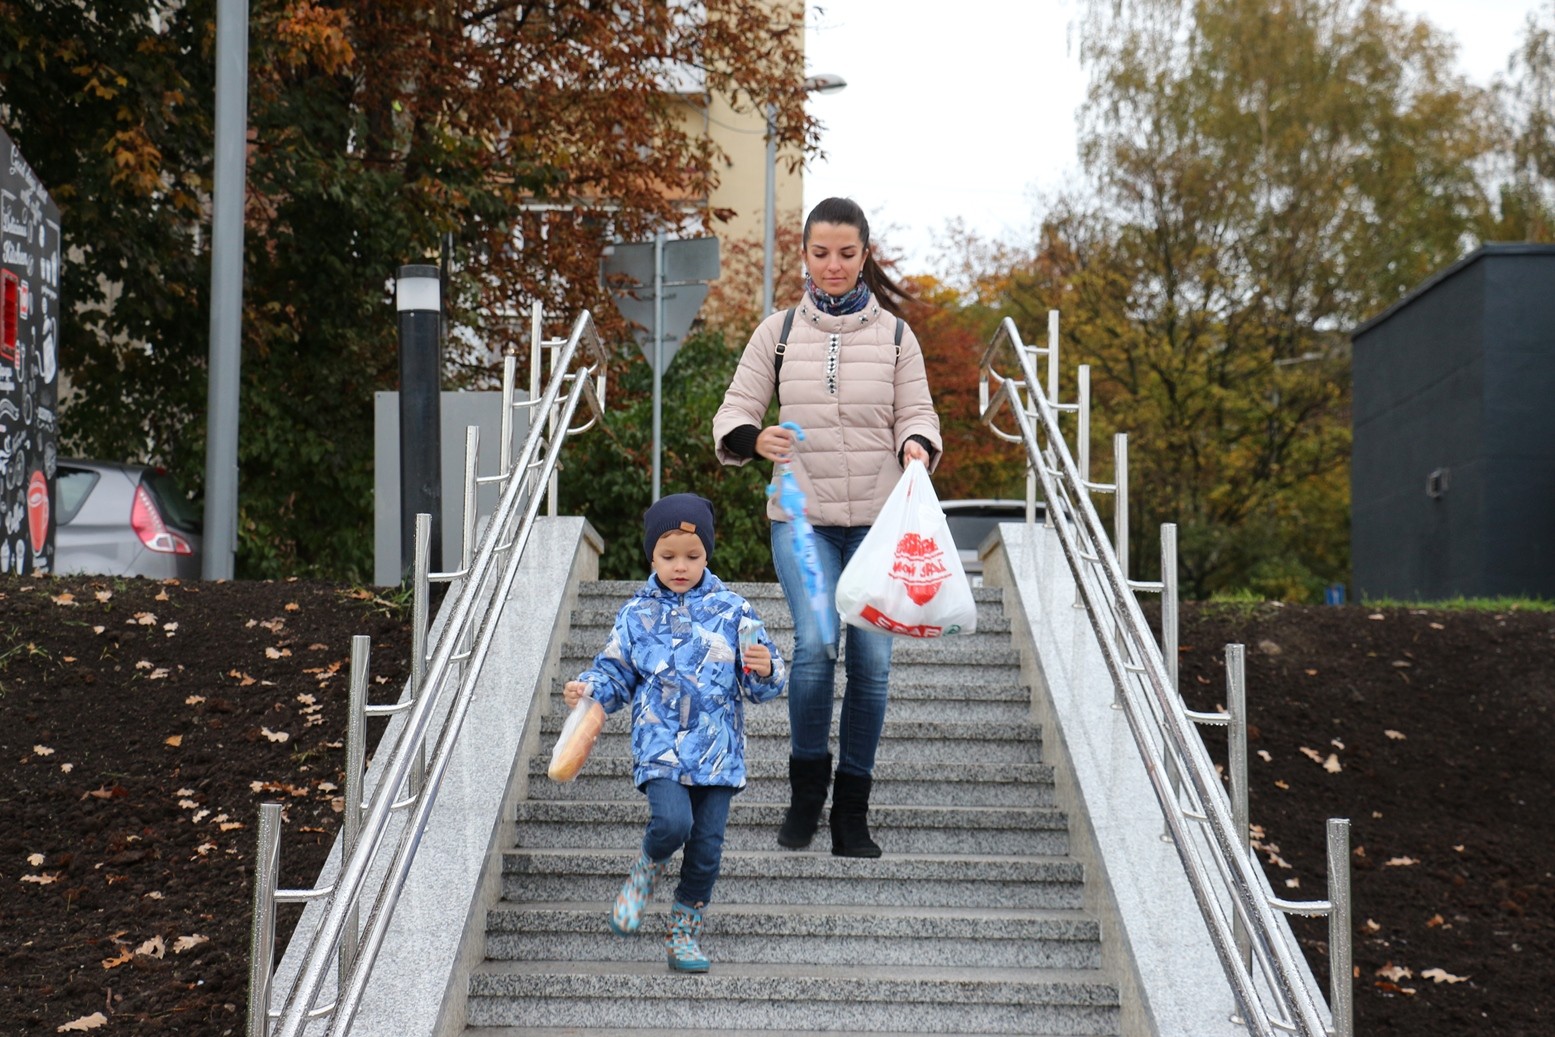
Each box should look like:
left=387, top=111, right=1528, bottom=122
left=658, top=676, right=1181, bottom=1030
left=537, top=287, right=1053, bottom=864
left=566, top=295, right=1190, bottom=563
left=652, top=230, right=664, bottom=502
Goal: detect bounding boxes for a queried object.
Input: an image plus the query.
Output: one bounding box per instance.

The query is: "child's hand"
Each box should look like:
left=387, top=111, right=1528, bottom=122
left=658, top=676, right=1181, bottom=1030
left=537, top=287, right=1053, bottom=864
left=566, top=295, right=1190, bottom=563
left=563, top=681, right=591, bottom=708
left=741, top=643, right=772, bottom=678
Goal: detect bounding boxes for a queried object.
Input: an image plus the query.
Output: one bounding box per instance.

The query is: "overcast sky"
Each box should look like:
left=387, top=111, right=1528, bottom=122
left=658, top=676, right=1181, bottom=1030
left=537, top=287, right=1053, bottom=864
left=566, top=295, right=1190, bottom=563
left=802, top=0, right=1543, bottom=274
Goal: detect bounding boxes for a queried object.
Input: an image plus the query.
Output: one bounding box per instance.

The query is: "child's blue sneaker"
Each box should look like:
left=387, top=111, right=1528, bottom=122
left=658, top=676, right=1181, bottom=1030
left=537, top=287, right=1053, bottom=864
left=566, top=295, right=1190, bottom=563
left=609, top=852, right=664, bottom=935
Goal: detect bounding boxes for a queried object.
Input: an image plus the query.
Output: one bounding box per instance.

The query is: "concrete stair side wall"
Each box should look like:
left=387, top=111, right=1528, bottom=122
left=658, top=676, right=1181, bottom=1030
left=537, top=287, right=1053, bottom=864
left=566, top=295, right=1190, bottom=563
left=983, top=521, right=1250, bottom=1037
left=269, top=517, right=603, bottom=1037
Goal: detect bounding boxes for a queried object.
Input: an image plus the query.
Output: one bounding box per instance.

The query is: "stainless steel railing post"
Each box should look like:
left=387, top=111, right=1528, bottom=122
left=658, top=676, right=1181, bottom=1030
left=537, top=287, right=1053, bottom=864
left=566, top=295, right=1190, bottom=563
left=1327, top=818, right=1354, bottom=1037
left=247, top=802, right=283, bottom=1037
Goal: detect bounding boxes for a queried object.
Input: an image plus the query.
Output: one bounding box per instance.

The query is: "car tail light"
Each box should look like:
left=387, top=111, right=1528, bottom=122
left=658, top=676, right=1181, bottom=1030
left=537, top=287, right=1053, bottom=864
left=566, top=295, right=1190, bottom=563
left=131, top=484, right=193, bottom=555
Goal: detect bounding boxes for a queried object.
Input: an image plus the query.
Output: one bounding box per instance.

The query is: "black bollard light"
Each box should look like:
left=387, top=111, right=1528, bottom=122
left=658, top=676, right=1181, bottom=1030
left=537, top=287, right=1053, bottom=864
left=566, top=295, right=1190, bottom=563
left=396, top=264, right=442, bottom=579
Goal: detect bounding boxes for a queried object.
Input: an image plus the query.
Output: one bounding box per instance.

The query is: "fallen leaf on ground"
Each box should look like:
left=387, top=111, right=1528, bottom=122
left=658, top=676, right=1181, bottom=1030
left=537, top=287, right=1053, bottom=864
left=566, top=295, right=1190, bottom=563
left=52, top=592, right=76, bottom=606
left=1426, top=914, right=1446, bottom=928
left=93, top=590, right=112, bottom=602
left=1367, top=613, right=1385, bottom=620
left=164, top=735, right=182, bottom=748
left=26, top=853, right=44, bottom=866
left=136, top=935, right=166, bottom=958
left=261, top=727, right=290, bottom=743
left=56, top=1012, right=108, bottom=1032
left=284, top=602, right=300, bottom=612
left=1385, top=856, right=1420, bottom=867
left=1385, top=729, right=1406, bottom=740
left=173, top=933, right=209, bottom=953
left=1299, top=747, right=1324, bottom=764
left=101, top=946, right=131, bottom=969
left=1377, top=962, right=1412, bottom=981
left=1422, top=967, right=1469, bottom=984
left=1362, top=918, right=1382, bottom=934
left=1323, top=754, right=1342, bottom=773
left=131, top=612, right=156, bottom=626
left=186, top=695, right=206, bottom=705
left=21, top=873, right=60, bottom=885
left=1428, top=621, right=1444, bottom=630
left=33, top=745, right=54, bottom=757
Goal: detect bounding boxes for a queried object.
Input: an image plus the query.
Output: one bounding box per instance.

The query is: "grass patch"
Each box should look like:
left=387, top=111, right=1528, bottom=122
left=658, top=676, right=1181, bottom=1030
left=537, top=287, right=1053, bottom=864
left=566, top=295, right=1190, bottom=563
left=1361, top=595, right=1555, bottom=613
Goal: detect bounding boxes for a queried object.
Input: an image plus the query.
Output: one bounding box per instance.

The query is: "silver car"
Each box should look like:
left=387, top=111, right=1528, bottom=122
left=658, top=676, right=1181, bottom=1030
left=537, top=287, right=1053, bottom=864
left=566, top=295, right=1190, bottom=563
left=53, top=459, right=203, bottom=578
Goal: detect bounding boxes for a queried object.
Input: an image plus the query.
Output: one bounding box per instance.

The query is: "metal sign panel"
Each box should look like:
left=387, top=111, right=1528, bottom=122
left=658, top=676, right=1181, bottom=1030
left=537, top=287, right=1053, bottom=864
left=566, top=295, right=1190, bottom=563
left=609, top=285, right=711, bottom=371
left=601, top=236, right=720, bottom=372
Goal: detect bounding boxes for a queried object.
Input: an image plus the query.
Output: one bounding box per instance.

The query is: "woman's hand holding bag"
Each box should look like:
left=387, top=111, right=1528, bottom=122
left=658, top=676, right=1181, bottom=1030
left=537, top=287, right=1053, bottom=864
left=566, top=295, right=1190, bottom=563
left=834, top=460, right=978, bottom=637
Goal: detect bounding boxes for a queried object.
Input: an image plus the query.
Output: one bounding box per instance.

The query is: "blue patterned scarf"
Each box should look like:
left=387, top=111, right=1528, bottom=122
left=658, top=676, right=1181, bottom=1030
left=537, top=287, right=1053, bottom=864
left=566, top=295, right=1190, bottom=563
left=804, top=272, right=871, bottom=316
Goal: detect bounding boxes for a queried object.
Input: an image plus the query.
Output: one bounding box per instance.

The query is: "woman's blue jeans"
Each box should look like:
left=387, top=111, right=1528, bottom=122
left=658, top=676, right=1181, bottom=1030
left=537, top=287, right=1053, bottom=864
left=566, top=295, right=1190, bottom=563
left=642, top=779, right=735, bottom=907
left=770, top=521, right=894, bottom=777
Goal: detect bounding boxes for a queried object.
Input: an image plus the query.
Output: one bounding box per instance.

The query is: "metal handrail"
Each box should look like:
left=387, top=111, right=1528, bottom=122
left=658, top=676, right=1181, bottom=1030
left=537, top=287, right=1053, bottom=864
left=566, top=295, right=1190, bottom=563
left=249, top=309, right=609, bottom=1037
left=980, top=313, right=1351, bottom=1037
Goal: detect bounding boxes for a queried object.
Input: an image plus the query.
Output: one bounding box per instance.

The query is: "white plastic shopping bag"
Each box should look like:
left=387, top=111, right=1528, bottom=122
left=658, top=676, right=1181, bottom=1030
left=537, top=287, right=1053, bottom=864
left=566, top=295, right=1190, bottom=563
left=835, top=460, right=978, bottom=637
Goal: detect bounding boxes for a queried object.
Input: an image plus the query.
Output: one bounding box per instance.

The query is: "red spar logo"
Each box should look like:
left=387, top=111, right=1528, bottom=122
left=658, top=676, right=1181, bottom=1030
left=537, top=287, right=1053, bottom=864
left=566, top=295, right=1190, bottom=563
left=889, top=531, right=950, bottom=605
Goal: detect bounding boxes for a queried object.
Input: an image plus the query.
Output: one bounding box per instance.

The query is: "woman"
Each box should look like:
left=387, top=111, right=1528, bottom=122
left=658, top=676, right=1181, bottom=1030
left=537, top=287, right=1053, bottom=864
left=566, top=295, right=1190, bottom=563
left=713, top=196, right=942, bottom=858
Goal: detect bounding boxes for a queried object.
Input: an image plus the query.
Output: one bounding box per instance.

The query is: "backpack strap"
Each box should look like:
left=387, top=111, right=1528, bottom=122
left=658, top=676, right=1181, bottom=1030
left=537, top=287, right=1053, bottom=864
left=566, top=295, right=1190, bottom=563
left=774, top=307, right=796, bottom=406
left=894, top=316, right=904, bottom=356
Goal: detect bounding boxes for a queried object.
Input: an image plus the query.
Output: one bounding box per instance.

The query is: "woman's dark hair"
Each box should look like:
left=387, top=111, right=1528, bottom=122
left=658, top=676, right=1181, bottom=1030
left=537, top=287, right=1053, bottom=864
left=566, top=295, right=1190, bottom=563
left=802, top=196, right=914, bottom=319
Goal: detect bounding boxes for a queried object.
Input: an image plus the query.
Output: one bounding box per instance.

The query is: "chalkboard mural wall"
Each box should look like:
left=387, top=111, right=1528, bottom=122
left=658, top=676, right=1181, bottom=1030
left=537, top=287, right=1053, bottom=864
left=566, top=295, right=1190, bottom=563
left=0, top=126, right=62, bottom=575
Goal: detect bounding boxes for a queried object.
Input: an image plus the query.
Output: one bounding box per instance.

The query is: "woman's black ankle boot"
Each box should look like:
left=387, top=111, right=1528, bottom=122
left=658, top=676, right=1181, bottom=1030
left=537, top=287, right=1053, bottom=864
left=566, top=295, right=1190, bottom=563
left=777, top=754, right=832, bottom=849
left=830, top=770, right=882, bottom=858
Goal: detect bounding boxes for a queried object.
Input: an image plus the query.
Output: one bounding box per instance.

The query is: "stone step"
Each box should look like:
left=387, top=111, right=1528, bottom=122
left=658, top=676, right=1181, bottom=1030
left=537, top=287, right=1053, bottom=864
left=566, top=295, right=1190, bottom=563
left=543, top=671, right=1032, bottom=718
left=512, top=801, right=1070, bottom=857
left=468, top=1030, right=1110, bottom=1037
left=564, top=603, right=1015, bottom=635
left=576, top=581, right=1009, bottom=607
left=501, top=849, right=1087, bottom=911
left=468, top=1031, right=1111, bottom=1037
left=558, top=633, right=1020, bottom=668
left=485, top=901, right=1102, bottom=970
left=535, top=713, right=1043, bottom=765
left=464, top=961, right=1121, bottom=1035
left=528, top=757, right=1056, bottom=809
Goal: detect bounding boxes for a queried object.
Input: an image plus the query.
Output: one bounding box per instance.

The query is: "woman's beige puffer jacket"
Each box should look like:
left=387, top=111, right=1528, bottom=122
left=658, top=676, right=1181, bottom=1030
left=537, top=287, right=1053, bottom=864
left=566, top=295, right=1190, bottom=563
left=714, top=298, right=942, bottom=527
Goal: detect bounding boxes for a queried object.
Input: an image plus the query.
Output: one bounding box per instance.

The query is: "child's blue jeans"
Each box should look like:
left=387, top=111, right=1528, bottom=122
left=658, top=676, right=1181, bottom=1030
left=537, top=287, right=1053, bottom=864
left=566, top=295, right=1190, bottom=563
left=769, top=520, right=895, bottom=777
left=641, top=778, right=736, bottom=907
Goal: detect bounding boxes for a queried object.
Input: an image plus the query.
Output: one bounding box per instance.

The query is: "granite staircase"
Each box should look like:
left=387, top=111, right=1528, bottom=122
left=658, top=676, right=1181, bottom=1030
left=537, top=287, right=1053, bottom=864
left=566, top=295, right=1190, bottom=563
left=463, top=580, right=1122, bottom=1036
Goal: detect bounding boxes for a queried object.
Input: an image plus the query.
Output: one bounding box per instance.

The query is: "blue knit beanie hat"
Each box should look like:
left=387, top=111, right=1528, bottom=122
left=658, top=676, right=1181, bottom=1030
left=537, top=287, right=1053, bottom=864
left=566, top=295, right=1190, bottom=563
left=643, top=493, right=715, bottom=563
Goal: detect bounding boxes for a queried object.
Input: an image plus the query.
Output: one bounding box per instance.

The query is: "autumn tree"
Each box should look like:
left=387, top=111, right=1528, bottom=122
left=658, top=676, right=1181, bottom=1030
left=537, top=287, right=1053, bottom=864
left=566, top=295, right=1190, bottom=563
left=994, top=0, right=1496, bottom=599
left=1492, top=1, right=1555, bottom=241
left=0, top=0, right=812, bottom=578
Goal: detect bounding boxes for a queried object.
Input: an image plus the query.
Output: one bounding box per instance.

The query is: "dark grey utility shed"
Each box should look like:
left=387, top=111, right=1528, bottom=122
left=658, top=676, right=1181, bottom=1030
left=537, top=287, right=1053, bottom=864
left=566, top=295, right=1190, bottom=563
left=1350, top=243, right=1555, bottom=602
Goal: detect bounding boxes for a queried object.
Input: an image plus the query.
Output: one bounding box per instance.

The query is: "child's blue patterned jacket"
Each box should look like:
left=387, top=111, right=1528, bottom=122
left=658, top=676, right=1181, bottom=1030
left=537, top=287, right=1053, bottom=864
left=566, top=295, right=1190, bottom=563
left=576, top=570, right=787, bottom=789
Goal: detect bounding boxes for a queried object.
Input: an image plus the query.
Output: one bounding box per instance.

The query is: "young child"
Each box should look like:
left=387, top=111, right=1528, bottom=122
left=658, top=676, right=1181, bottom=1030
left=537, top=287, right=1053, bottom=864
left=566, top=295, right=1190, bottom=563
left=564, top=492, right=786, bottom=973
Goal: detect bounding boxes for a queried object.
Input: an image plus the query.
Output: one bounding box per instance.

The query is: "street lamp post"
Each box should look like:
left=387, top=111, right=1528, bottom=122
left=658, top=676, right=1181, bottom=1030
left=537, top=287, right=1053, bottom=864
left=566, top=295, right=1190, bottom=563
left=763, top=73, right=847, bottom=317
